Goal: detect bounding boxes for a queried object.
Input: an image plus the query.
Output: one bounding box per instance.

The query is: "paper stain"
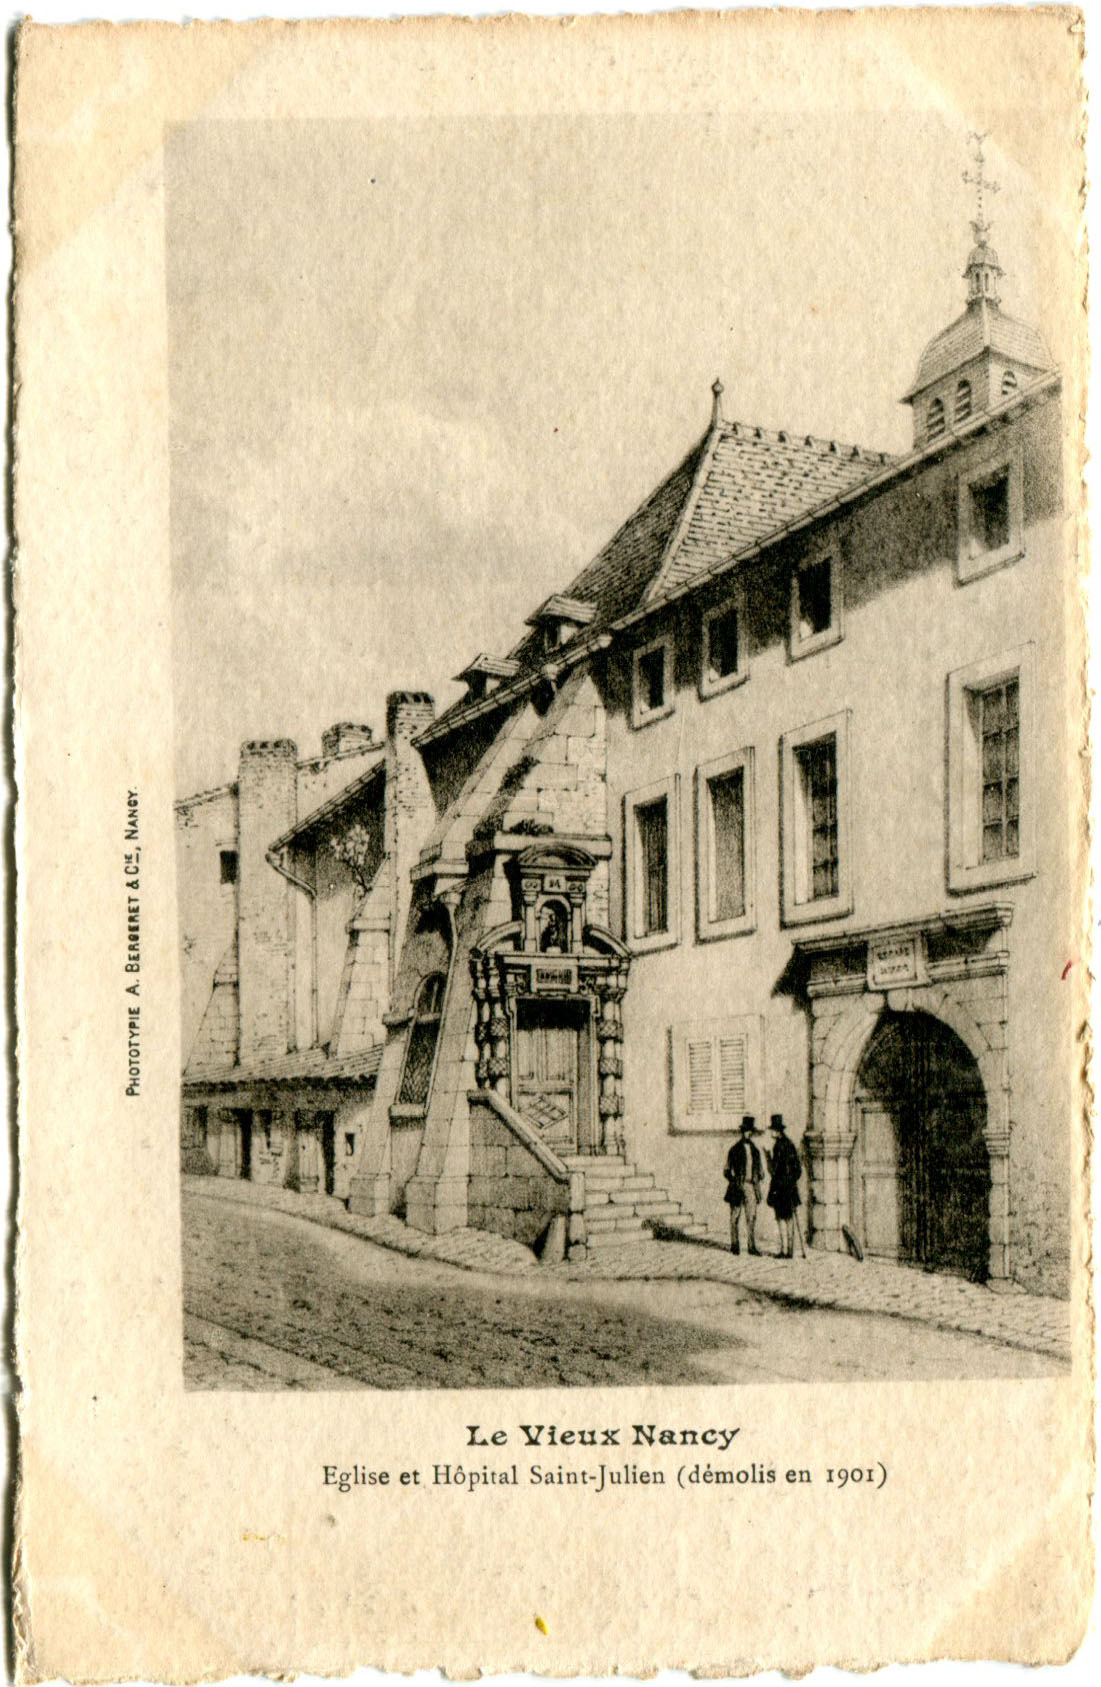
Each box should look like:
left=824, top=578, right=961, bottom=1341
left=534, top=1616, right=548, bottom=1636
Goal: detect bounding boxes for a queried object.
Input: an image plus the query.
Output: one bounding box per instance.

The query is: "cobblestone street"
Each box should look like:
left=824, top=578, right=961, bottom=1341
left=565, top=1234, right=1072, bottom=1363
left=183, top=1182, right=1069, bottom=1388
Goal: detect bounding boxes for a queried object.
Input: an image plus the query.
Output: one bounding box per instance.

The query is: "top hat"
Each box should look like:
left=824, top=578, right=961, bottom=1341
left=769, top=1113, right=786, bottom=1132
left=740, top=1115, right=756, bottom=1132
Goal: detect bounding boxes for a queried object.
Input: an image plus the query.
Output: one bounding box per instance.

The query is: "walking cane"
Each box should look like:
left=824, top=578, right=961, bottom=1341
left=794, top=1210, right=807, bottom=1258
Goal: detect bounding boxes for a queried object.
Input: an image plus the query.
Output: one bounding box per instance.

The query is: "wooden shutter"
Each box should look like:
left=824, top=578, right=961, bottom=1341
left=718, top=1035, right=747, bottom=1115
left=671, top=1017, right=760, bottom=1133
left=686, top=1038, right=715, bottom=1114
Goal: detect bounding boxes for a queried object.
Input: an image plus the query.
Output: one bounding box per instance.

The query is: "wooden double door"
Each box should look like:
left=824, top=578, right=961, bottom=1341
left=513, top=997, right=593, bottom=1154
left=850, top=1012, right=991, bottom=1280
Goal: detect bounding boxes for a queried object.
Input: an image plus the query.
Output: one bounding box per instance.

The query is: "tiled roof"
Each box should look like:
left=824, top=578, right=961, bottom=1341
left=905, top=302, right=1051, bottom=396
left=504, top=439, right=707, bottom=672
left=644, top=424, right=890, bottom=604
left=499, top=421, right=889, bottom=661
left=184, top=1044, right=381, bottom=1088
left=418, top=370, right=1059, bottom=751
left=427, top=414, right=892, bottom=744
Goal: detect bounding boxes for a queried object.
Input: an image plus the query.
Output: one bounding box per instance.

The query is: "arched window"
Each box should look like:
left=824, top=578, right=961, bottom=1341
left=954, top=379, right=972, bottom=424
left=927, top=397, right=946, bottom=440
left=397, top=972, right=446, bottom=1107
left=1001, top=369, right=1018, bottom=398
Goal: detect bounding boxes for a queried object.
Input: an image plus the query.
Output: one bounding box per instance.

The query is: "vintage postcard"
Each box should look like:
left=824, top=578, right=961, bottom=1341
left=12, top=9, right=1093, bottom=1681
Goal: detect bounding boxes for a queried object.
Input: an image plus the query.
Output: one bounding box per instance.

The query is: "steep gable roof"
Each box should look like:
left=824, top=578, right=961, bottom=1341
left=500, top=417, right=891, bottom=666
left=428, top=410, right=894, bottom=746
left=643, top=422, right=891, bottom=605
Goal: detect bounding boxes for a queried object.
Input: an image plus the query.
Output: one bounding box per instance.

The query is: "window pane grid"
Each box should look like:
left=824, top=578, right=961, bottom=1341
left=978, top=678, right=1020, bottom=862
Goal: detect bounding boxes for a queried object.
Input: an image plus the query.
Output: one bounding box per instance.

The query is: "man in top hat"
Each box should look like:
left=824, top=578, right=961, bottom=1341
left=766, top=1114, right=803, bottom=1258
left=723, top=1116, right=764, bottom=1255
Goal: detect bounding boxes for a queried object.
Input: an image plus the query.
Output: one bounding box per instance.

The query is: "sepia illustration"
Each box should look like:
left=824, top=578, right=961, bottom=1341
left=172, top=119, right=1077, bottom=1391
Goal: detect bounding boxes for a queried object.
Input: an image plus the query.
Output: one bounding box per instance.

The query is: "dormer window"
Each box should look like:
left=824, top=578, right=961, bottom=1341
left=954, top=379, right=973, bottom=424
left=927, top=397, right=946, bottom=440
left=525, top=594, right=595, bottom=657
left=454, top=653, right=519, bottom=701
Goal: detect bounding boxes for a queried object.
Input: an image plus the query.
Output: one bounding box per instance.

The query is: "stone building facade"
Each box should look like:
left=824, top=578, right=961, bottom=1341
left=179, top=225, right=1076, bottom=1293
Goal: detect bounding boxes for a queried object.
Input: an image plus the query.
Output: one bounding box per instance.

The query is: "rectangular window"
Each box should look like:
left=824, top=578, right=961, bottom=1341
left=631, top=633, right=674, bottom=727
left=970, top=471, right=1011, bottom=555
left=978, top=678, right=1020, bottom=861
left=696, top=748, right=756, bottom=941
left=957, top=443, right=1023, bottom=583
left=790, top=549, right=842, bottom=658
left=670, top=1016, right=761, bottom=1133
left=710, top=769, right=745, bottom=921
left=636, top=797, right=668, bottom=935
left=707, top=605, right=739, bottom=679
left=797, top=558, right=832, bottom=639
left=796, top=736, right=839, bottom=901
left=639, top=647, right=665, bottom=711
left=219, top=848, right=238, bottom=885
left=700, top=585, right=748, bottom=698
left=624, top=775, right=680, bottom=951
left=780, top=711, right=852, bottom=924
left=947, top=647, right=1033, bottom=892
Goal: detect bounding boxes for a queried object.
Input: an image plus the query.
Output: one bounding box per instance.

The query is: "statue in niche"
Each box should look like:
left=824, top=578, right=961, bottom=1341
left=538, top=900, right=569, bottom=954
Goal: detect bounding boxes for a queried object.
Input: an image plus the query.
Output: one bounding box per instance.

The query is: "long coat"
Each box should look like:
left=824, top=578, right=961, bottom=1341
left=767, top=1133, right=802, bottom=1220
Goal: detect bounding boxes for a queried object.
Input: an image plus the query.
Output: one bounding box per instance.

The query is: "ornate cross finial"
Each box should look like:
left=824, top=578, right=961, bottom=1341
left=963, top=131, right=1000, bottom=241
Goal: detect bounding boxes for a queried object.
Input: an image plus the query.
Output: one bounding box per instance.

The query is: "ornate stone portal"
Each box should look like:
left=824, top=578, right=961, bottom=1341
left=469, top=844, right=630, bottom=1156
left=795, top=904, right=1013, bottom=1279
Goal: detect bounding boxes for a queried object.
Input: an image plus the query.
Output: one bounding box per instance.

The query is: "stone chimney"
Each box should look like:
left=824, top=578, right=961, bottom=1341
left=321, top=721, right=375, bottom=759
left=384, top=692, right=435, bottom=977
left=237, top=739, right=297, bottom=1062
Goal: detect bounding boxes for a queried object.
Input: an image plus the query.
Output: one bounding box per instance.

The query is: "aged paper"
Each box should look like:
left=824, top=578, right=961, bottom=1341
left=12, top=10, right=1093, bottom=1681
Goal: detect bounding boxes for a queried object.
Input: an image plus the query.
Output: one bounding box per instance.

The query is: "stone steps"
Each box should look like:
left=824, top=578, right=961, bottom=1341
left=586, top=1224, right=652, bottom=1250
left=585, top=1209, right=649, bottom=1234
left=565, top=1153, right=708, bottom=1254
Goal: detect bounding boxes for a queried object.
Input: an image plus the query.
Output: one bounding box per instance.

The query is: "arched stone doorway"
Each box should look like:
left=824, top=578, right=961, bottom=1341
left=796, top=906, right=1013, bottom=1279
left=851, top=1011, right=991, bottom=1280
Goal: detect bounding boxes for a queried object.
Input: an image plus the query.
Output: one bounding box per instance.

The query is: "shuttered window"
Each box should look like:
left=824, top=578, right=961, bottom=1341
left=687, top=1039, right=714, bottom=1114
left=684, top=1033, right=746, bottom=1117
left=671, top=1017, right=759, bottom=1133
